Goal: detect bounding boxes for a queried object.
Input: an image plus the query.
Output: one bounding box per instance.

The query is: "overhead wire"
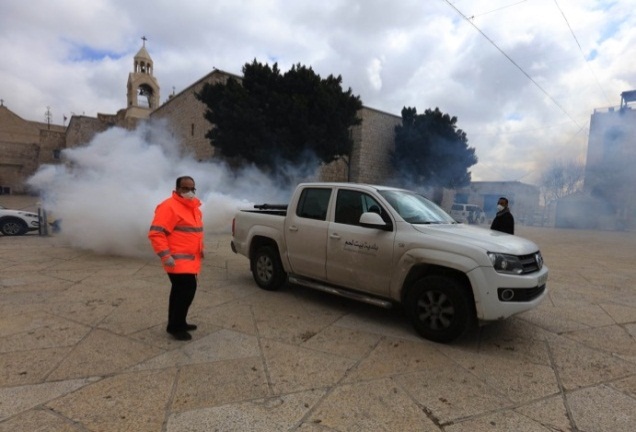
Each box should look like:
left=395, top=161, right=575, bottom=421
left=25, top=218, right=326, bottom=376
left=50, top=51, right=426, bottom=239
left=442, top=0, right=584, bottom=131
left=552, top=0, right=612, bottom=105
left=467, top=0, right=528, bottom=20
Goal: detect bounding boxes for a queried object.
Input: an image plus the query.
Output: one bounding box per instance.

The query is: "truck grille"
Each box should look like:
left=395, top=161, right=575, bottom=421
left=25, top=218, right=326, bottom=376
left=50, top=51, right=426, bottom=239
left=519, top=252, right=543, bottom=274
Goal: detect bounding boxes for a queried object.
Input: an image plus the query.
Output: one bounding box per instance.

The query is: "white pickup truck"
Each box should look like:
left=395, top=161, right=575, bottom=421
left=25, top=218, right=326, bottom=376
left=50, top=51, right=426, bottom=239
left=231, top=182, right=548, bottom=343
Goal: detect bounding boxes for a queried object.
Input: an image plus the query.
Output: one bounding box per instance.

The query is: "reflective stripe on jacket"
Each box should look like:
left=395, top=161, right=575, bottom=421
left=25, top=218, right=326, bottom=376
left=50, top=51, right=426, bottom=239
left=148, top=191, right=204, bottom=274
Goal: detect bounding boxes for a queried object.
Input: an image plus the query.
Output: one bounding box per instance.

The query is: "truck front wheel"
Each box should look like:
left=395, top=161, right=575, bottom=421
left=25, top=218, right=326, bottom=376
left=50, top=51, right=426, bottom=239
left=405, top=275, right=474, bottom=343
left=251, top=246, right=286, bottom=291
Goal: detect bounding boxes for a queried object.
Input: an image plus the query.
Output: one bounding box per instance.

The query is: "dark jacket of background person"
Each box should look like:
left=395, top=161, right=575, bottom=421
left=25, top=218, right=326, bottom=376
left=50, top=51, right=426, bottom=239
left=490, top=208, right=515, bottom=235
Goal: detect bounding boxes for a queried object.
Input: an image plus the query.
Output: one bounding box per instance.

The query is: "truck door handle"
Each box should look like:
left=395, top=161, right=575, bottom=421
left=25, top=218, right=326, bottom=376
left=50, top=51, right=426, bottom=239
left=288, top=225, right=298, bottom=232
left=330, top=233, right=341, bottom=239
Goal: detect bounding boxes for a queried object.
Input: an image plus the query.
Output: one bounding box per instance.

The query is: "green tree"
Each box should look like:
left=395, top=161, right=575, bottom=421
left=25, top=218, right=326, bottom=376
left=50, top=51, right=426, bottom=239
left=392, top=107, right=477, bottom=189
left=196, top=60, right=362, bottom=176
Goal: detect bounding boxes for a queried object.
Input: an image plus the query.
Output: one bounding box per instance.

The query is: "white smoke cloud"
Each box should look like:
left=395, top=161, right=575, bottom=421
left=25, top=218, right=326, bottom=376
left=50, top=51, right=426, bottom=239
left=27, top=121, right=309, bottom=258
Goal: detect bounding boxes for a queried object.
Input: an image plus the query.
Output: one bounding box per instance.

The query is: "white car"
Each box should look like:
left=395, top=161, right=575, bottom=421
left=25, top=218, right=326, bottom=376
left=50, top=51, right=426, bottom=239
left=450, top=203, right=486, bottom=224
left=0, top=205, right=40, bottom=235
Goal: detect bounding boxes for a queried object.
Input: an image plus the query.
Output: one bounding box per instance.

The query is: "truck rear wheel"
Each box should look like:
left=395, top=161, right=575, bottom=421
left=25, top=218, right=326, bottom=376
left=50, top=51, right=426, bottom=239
left=405, top=275, right=474, bottom=343
left=251, top=246, right=286, bottom=291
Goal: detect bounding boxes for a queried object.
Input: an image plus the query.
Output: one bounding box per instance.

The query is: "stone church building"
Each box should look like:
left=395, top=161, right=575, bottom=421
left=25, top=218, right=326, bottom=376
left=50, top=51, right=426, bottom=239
left=0, top=42, right=401, bottom=195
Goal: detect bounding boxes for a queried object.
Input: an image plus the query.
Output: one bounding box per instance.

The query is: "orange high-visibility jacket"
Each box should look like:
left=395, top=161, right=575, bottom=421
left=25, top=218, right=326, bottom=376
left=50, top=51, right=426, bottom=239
left=148, top=192, right=204, bottom=274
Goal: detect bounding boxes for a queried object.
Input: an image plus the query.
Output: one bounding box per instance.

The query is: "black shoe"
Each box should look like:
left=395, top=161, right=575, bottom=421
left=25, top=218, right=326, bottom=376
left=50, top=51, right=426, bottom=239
left=168, top=330, right=192, bottom=341
left=168, top=323, right=198, bottom=332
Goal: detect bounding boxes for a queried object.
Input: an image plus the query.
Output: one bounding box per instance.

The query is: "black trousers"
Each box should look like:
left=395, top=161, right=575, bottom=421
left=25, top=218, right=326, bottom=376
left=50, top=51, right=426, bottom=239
left=166, top=273, right=197, bottom=332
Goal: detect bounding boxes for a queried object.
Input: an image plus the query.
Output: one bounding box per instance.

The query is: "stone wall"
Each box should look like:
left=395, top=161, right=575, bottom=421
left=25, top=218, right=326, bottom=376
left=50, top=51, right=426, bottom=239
left=349, top=107, right=401, bottom=184
left=319, top=157, right=350, bottom=182
left=0, top=108, right=41, bottom=144
left=151, top=70, right=234, bottom=161
left=65, top=116, right=109, bottom=150
left=318, top=107, right=401, bottom=184
left=39, top=129, right=66, bottom=165
left=0, top=105, right=67, bottom=193
left=0, top=142, right=39, bottom=194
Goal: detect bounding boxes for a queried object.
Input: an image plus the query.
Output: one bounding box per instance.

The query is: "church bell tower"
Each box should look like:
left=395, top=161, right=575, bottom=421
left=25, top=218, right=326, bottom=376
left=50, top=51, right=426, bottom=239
left=125, top=37, right=160, bottom=120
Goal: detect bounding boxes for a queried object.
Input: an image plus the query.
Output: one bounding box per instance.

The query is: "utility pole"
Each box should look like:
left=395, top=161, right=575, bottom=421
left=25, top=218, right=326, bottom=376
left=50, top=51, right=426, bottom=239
left=45, top=106, right=52, bottom=129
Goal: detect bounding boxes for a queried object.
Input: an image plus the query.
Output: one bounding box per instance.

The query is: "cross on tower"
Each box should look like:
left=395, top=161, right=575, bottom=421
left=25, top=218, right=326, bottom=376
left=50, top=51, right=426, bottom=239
left=141, top=36, right=147, bottom=47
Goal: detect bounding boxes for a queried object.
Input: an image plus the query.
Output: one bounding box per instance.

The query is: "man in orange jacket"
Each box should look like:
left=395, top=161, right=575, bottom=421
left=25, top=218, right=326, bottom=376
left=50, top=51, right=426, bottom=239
left=149, top=176, right=204, bottom=341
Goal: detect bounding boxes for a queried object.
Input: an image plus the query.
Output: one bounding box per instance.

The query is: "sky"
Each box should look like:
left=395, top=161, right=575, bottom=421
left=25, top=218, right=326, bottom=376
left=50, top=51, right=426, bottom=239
left=1, top=0, right=635, bottom=185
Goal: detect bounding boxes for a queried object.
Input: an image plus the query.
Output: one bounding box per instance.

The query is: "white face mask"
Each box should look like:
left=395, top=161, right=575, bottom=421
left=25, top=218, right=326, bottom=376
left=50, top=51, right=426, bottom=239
left=497, top=204, right=505, bottom=212
left=181, top=191, right=195, bottom=200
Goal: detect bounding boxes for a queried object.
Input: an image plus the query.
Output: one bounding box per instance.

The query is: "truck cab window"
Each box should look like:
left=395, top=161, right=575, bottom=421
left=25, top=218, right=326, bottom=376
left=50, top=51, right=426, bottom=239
left=297, top=188, right=331, bottom=220
left=336, top=189, right=385, bottom=225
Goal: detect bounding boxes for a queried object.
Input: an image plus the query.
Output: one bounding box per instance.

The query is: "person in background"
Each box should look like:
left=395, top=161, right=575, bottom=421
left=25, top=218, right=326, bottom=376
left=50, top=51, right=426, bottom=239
left=148, top=176, right=204, bottom=341
left=490, top=197, right=514, bottom=234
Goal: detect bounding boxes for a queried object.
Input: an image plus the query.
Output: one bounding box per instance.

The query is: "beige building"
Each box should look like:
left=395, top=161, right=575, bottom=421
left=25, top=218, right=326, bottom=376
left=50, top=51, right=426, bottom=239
left=0, top=42, right=400, bottom=194
left=0, top=104, right=66, bottom=194
left=0, top=41, right=161, bottom=194
left=150, top=69, right=237, bottom=162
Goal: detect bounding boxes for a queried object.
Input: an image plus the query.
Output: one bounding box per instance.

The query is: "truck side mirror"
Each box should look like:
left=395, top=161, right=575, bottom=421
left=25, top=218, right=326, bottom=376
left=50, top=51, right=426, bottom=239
left=359, top=212, right=392, bottom=231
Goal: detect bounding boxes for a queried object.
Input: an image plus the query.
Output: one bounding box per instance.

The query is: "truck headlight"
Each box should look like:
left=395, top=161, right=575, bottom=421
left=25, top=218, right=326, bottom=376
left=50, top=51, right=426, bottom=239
left=487, top=252, right=524, bottom=274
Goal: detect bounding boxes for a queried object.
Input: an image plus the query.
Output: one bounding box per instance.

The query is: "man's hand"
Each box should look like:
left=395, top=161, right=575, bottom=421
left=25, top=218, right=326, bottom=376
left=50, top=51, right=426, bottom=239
left=163, top=256, right=175, bottom=267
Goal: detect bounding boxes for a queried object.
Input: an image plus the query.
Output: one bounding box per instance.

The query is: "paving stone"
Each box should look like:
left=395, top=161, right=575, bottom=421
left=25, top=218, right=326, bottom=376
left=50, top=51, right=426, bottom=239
left=306, top=378, right=439, bottom=430
left=262, top=339, right=356, bottom=395
left=1, top=226, right=635, bottom=431
left=131, top=328, right=260, bottom=371
left=47, top=370, right=176, bottom=432
left=46, top=329, right=164, bottom=380
left=166, top=389, right=325, bottom=432
left=567, top=385, right=636, bottom=432
left=394, top=364, right=513, bottom=423
left=514, top=395, right=573, bottom=432
left=545, top=333, right=636, bottom=390
left=171, top=357, right=269, bottom=411
left=0, top=408, right=85, bottom=432
left=0, top=378, right=94, bottom=421
left=0, top=347, right=72, bottom=387
left=0, top=312, right=91, bottom=353
left=445, top=409, right=560, bottom=432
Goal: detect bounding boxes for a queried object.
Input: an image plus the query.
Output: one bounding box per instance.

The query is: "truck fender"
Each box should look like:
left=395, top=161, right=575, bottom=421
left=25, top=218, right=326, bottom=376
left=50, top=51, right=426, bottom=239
left=246, top=225, right=291, bottom=273
left=391, top=248, right=483, bottom=315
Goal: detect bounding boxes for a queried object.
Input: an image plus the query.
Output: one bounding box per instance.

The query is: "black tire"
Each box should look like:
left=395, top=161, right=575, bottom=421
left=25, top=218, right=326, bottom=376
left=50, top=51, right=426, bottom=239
left=0, top=218, right=28, bottom=236
left=251, top=246, right=286, bottom=291
left=405, top=275, right=474, bottom=343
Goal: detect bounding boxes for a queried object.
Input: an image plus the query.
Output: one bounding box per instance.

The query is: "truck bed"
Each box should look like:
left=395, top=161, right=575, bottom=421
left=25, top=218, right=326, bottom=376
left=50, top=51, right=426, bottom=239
left=242, top=203, right=288, bottom=216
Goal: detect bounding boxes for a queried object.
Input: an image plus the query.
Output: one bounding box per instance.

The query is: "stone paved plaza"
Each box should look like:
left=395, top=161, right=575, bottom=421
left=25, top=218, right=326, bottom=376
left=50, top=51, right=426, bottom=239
left=1, top=213, right=635, bottom=431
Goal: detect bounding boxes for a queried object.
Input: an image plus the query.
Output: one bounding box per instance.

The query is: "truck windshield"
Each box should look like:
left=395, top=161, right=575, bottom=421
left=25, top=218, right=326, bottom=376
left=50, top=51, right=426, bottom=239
left=379, top=190, right=456, bottom=224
